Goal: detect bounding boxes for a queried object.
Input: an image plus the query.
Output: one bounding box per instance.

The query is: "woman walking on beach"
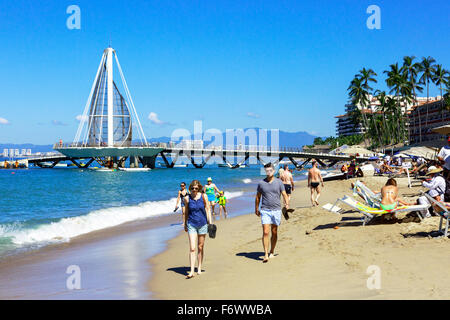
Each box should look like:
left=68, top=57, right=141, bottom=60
left=183, top=180, right=212, bottom=279
left=174, top=182, right=189, bottom=212
left=204, top=177, right=220, bottom=214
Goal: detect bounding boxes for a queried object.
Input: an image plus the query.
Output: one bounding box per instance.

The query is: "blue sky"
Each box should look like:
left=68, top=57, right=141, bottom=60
left=0, top=0, right=449, bottom=144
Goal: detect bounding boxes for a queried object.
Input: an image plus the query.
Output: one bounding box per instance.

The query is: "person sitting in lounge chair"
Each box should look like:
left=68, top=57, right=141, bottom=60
left=416, top=166, right=446, bottom=218
left=380, top=178, right=415, bottom=210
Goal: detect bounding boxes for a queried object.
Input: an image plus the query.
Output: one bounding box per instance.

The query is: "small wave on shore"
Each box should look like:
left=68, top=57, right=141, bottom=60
left=0, top=191, right=245, bottom=250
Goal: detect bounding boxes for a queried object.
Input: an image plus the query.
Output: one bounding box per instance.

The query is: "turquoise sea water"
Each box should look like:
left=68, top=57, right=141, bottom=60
left=0, top=165, right=304, bottom=257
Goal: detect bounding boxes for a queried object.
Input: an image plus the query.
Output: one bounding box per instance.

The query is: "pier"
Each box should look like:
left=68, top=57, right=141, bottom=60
left=33, top=46, right=370, bottom=170
left=48, top=143, right=369, bottom=169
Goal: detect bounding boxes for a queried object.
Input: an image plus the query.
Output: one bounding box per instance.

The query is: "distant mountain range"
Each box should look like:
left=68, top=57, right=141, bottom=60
left=1, top=129, right=317, bottom=153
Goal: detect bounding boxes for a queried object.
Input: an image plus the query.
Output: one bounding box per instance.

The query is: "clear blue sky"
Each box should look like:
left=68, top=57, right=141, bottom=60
left=0, top=0, right=449, bottom=144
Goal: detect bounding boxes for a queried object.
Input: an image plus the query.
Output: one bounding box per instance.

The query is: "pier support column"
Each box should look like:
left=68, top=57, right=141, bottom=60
left=140, top=156, right=156, bottom=169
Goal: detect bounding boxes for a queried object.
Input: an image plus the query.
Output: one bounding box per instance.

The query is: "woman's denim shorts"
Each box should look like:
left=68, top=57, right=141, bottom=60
left=187, top=223, right=208, bottom=235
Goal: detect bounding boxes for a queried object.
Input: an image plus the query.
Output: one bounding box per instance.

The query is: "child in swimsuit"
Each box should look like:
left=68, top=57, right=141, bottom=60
left=216, top=191, right=228, bottom=218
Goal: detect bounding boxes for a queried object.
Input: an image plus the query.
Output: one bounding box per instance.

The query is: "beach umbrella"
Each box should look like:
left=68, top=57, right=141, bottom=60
left=431, top=124, right=450, bottom=135
left=396, top=154, right=410, bottom=158
left=340, top=146, right=374, bottom=155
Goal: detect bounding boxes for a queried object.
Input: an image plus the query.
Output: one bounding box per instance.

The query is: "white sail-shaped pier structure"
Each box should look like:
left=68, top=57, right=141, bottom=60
left=74, top=47, right=147, bottom=147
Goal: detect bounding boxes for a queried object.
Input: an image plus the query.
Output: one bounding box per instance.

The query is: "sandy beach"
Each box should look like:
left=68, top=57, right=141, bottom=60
left=149, top=175, right=450, bottom=300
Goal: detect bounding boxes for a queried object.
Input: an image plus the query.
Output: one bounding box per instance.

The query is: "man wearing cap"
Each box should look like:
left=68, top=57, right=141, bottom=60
left=417, top=166, right=446, bottom=218
left=437, top=136, right=450, bottom=201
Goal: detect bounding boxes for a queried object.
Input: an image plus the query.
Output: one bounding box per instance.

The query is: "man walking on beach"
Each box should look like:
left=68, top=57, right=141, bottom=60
left=308, top=160, right=324, bottom=206
left=280, top=164, right=294, bottom=201
left=255, top=163, right=290, bottom=263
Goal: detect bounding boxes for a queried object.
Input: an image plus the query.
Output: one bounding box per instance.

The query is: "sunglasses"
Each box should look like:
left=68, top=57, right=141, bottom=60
left=190, top=187, right=199, bottom=191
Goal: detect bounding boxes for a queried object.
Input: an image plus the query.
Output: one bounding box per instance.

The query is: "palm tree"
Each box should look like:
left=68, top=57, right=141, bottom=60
left=357, top=68, right=381, bottom=146
left=374, top=90, right=391, bottom=146
left=402, top=56, right=424, bottom=142
left=384, top=63, right=410, bottom=141
left=418, top=56, right=437, bottom=129
left=347, top=76, right=371, bottom=145
left=433, top=65, right=450, bottom=120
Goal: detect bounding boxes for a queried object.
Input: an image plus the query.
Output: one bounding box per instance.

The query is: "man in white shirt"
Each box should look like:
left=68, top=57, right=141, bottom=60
left=417, top=166, right=446, bottom=217
left=437, top=136, right=450, bottom=201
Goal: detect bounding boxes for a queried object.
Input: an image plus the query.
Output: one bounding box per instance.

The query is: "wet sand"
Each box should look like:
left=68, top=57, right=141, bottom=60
left=149, top=175, right=450, bottom=299
left=0, top=192, right=254, bottom=299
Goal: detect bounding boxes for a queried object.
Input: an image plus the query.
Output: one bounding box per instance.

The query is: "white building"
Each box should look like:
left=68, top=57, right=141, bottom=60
left=2, top=149, right=8, bottom=157
left=335, top=95, right=439, bottom=137
left=176, top=140, right=204, bottom=149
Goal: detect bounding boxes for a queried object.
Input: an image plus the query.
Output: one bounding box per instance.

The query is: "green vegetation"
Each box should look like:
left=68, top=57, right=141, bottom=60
left=307, top=135, right=364, bottom=149
left=347, top=56, right=449, bottom=148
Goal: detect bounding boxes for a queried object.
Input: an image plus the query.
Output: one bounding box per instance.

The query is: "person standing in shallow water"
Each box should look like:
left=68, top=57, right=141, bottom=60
left=308, top=160, right=324, bottom=206
left=255, top=163, right=290, bottom=263
left=183, top=180, right=212, bottom=279
left=174, top=182, right=189, bottom=212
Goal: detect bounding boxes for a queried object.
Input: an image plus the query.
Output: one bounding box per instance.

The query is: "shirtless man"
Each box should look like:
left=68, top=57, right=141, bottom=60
left=280, top=165, right=294, bottom=201
left=308, top=160, right=324, bottom=206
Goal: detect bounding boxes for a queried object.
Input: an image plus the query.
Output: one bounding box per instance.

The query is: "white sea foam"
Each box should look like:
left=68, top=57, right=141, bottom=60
left=2, top=191, right=245, bottom=247
left=242, top=178, right=252, bottom=184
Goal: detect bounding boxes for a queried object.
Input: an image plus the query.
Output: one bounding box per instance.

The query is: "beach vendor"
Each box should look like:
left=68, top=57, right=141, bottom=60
left=417, top=166, right=446, bottom=218
left=183, top=180, right=212, bottom=279
left=216, top=191, right=228, bottom=218
left=255, top=162, right=290, bottom=263
left=204, top=177, right=220, bottom=215
left=174, top=182, right=189, bottom=212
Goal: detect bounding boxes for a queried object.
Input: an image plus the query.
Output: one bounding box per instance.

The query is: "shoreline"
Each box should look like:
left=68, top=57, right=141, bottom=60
left=0, top=184, right=257, bottom=299
left=148, top=176, right=450, bottom=300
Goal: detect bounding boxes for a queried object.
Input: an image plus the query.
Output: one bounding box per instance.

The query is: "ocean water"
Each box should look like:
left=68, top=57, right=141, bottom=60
left=0, top=165, right=303, bottom=257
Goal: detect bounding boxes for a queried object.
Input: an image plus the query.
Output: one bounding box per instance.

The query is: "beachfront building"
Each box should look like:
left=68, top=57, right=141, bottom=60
left=335, top=103, right=370, bottom=137
left=408, top=98, right=449, bottom=144
left=335, top=95, right=436, bottom=137
left=176, top=139, right=204, bottom=149
left=302, top=144, right=332, bottom=154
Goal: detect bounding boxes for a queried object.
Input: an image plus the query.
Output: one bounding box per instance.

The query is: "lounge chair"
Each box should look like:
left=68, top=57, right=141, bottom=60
left=326, top=195, right=429, bottom=226
left=423, top=193, right=450, bottom=237
left=352, top=180, right=381, bottom=208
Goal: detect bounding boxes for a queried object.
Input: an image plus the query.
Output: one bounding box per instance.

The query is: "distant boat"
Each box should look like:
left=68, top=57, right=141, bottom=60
left=40, top=162, right=67, bottom=168
left=218, top=163, right=246, bottom=168
left=322, top=171, right=346, bottom=181
left=158, top=162, right=188, bottom=168
left=89, top=167, right=116, bottom=172
left=118, top=167, right=151, bottom=172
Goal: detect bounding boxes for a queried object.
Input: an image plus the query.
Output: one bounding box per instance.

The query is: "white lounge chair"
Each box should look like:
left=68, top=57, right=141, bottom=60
left=326, top=195, right=429, bottom=226
left=423, top=193, right=449, bottom=237
left=352, top=180, right=381, bottom=208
